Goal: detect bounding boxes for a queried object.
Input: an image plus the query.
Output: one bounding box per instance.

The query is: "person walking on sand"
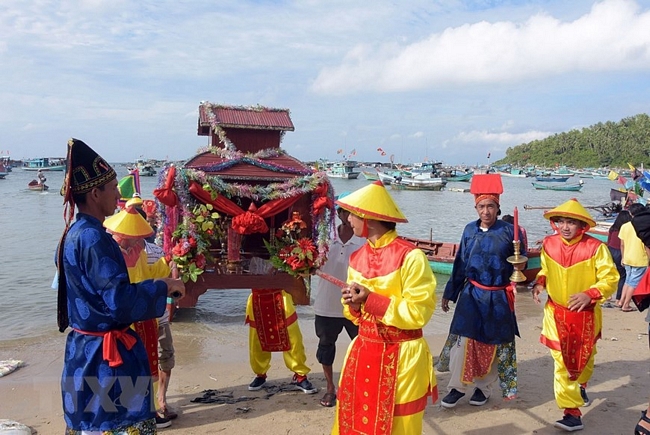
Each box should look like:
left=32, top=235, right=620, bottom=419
left=532, top=198, right=618, bottom=432
left=56, top=138, right=185, bottom=434
left=332, top=181, right=438, bottom=435
left=440, top=173, right=524, bottom=408
left=619, top=203, right=648, bottom=312
left=313, top=191, right=364, bottom=408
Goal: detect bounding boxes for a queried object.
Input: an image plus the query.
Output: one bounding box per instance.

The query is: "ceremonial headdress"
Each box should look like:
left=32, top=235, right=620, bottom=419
left=103, top=206, right=154, bottom=239
left=57, top=138, right=116, bottom=333
left=62, top=138, right=116, bottom=197
left=336, top=181, right=407, bottom=223
left=543, top=198, right=596, bottom=229
left=470, top=173, right=503, bottom=205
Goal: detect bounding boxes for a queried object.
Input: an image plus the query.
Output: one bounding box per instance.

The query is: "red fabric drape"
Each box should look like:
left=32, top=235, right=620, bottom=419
left=154, top=166, right=178, bottom=207
left=188, top=181, right=302, bottom=234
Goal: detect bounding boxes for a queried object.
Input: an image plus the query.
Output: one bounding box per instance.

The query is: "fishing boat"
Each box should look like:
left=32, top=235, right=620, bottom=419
left=360, top=169, right=379, bottom=181
left=376, top=169, right=403, bottom=185
left=443, top=171, right=473, bottom=182
left=0, top=163, right=7, bottom=179
left=391, top=174, right=446, bottom=191
left=496, top=167, right=528, bottom=178
left=27, top=179, right=49, bottom=191
left=325, top=161, right=360, bottom=179
left=535, top=176, right=570, bottom=182
left=531, top=181, right=583, bottom=191
left=400, top=236, right=540, bottom=282
left=22, top=157, right=66, bottom=171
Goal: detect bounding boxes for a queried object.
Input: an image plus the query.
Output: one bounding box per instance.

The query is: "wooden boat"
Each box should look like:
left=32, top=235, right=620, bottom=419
left=391, top=175, right=446, bottom=191
left=535, top=176, right=570, bottom=182
left=496, top=168, right=528, bottom=178
left=326, top=161, right=360, bottom=179
left=400, top=236, right=540, bottom=283
left=444, top=171, right=473, bottom=182
left=361, top=169, right=379, bottom=181
left=531, top=181, right=583, bottom=191
left=0, top=163, right=7, bottom=179
left=22, top=157, right=66, bottom=171
left=27, top=180, right=49, bottom=191
left=376, top=169, right=402, bottom=185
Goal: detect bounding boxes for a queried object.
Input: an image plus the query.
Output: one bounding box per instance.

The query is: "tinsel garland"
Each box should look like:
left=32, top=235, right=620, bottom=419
left=192, top=156, right=312, bottom=176
left=156, top=160, right=334, bottom=277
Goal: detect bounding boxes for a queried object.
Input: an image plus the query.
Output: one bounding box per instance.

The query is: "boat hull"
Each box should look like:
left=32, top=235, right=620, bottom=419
left=401, top=236, right=540, bottom=283
left=531, top=182, right=583, bottom=191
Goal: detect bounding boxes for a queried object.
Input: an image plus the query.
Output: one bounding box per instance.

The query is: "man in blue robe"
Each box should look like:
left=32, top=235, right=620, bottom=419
left=439, top=173, right=524, bottom=408
left=56, top=138, right=185, bottom=433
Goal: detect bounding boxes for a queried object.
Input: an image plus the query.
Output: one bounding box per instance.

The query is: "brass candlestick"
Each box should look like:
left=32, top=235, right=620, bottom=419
left=507, top=240, right=528, bottom=283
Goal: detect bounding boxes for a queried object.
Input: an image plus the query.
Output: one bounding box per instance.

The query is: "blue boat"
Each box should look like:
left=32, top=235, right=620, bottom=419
left=22, top=157, right=66, bottom=171
left=535, top=176, right=570, bottom=182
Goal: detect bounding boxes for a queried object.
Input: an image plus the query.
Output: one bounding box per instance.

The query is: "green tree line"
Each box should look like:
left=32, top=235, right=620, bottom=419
left=495, top=113, right=650, bottom=168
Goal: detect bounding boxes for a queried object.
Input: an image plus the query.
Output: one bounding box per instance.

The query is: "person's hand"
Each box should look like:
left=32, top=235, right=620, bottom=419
left=568, top=292, right=592, bottom=312
left=342, top=282, right=369, bottom=311
left=441, top=298, right=451, bottom=312
left=532, top=284, right=544, bottom=304
left=160, top=278, right=185, bottom=300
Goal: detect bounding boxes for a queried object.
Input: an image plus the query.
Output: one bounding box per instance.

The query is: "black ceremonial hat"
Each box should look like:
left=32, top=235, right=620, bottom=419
left=64, top=138, right=116, bottom=195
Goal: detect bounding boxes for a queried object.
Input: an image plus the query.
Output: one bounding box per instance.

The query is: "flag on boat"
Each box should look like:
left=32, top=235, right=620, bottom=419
left=349, top=149, right=357, bottom=156
left=336, top=149, right=343, bottom=154
left=487, top=152, right=491, bottom=159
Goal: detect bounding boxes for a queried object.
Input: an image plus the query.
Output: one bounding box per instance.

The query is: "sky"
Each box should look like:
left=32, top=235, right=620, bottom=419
left=1, top=0, right=650, bottom=166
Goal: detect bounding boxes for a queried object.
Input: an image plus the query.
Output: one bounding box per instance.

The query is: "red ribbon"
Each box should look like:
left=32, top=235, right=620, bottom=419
left=73, top=327, right=138, bottom=368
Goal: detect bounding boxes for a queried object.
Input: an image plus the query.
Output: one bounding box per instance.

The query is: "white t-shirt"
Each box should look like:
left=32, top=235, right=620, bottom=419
left=312, top=228, right=365, bottom=318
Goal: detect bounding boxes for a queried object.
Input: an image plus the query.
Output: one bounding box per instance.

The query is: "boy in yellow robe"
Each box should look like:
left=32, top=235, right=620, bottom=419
left=332, top=181, right=438, bottom=435
left=533, top=198, right=618, bottom=432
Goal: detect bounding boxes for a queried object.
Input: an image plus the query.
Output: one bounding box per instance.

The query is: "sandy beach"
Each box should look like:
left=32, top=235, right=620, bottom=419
left=1, top=295, right=648, bottom=435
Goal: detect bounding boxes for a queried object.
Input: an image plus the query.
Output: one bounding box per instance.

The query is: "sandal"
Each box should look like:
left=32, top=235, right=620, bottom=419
left=622, top=307, right=638, bottom=312
left=320, top=392, right=337, bottom=407
left=636, top=410, right=650, bottom=435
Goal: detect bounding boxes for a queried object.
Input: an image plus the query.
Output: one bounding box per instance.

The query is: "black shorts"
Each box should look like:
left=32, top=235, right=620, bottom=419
left=314, top=315, right=359, bottom=366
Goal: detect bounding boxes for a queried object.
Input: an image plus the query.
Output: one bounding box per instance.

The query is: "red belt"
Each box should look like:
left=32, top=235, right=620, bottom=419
left=469, top=279, right=515, bottom=312
left=359, top=321, right=422, bottom=343
left=73, top=327, right=137, bottom=368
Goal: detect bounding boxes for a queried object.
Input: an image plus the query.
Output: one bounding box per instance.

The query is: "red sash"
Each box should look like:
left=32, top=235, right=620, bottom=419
left=338, top=322, right=422, bottom=435
left=72, top=327, right=137, bottom=368
left=469, top=279, right=515, bottom=312
left=548, top=298, right=596, bottom=381
left=133, top=319, right=159, bottom=379
left=247, top=289, right=293, bottom=352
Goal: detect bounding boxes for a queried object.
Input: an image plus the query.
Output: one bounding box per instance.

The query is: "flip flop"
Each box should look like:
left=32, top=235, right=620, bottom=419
left=320, top=392, right=336, bottom=407
left=622, top=307, right=638, bottom=312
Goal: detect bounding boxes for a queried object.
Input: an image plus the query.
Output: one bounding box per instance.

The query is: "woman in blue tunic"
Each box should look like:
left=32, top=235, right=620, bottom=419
left=56, top=139, right=185, bottom=434
left=438, top=174, right=524, bottom=408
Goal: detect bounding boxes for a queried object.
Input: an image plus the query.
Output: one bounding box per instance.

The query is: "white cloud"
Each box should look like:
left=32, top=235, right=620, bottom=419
left=312, top=0, right=650, bottom=94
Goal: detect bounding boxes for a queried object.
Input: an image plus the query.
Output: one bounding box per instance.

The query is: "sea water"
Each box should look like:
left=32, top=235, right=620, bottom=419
left=0, top=166, right=618, bottom=342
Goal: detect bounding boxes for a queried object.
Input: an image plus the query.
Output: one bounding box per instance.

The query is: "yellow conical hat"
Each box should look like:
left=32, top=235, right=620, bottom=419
left=125, top=194, right=143, bottom=208
left=103, top=206, right=154, bottom=238
left=336, top=181, right=408, bottom=223
left=543, top=198, right=596, bottom=228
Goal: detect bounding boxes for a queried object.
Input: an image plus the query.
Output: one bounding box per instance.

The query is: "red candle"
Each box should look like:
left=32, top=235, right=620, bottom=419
left=513, top=207, right=519, bottom=242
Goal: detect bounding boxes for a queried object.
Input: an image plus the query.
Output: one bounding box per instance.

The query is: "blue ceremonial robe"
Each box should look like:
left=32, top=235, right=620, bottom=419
left=58, top=213, right=167, bottom=431
left=443, top=219, right=524, bottom=344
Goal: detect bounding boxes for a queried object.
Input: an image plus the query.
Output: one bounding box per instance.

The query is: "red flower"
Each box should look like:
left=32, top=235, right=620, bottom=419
left=172, top=240, right=190, bottom=257
left=194, top=253, right=206, bottom=269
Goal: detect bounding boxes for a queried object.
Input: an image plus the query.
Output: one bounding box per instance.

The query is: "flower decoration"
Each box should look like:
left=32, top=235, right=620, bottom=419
left=172, top=203, right=223, bottom=282
left=264, top=212, right=322, bottom=279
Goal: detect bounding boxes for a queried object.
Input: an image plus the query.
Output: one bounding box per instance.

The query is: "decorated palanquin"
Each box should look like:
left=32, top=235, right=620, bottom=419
left=153, top=102, right=335, bottom=308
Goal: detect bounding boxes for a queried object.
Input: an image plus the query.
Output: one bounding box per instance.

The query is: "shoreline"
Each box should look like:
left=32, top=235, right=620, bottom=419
left=1, top=297, right=649, bottom=434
